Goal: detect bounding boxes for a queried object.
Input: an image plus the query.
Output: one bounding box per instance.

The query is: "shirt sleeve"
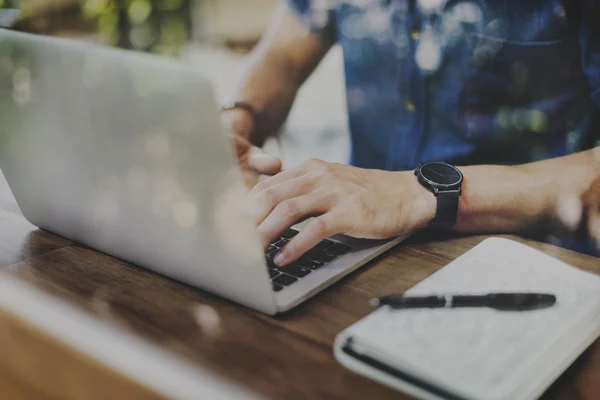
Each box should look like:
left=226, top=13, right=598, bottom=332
left=578, top=0, right=600, bottom=107
left=285, top=0, right=338, bottom=42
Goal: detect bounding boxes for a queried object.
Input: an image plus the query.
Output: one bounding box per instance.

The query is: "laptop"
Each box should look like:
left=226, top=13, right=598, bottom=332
left=0, top=28, right=408, bottom=315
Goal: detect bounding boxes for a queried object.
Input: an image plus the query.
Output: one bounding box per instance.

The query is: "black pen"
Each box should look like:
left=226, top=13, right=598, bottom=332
left=369, top=292, right=557, bottom=311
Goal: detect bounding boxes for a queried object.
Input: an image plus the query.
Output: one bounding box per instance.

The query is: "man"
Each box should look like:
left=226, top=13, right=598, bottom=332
left=221, top=0, right=600, bottom=266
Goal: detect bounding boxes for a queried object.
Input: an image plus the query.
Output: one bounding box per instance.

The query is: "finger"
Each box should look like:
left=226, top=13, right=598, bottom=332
left=247, top=148, right=282, bottom=176
left=249, top=158, right=327, bottom=196
left=253, top=176, right=315, bottom=226
left=229, top=134, right=251, bottom=161
left=249, top=167, right=307, bottom=198
left=240, top=167, right=261, bottom=189
left=259, top=174, right=270, bottom=182
left=273, top=212, right=342, bottom=266
left=257, top=193, right=330, bottom=249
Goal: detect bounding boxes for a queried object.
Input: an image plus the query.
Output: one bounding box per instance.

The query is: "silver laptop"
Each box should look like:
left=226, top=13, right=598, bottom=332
left=0, top=29, right=407, bottom=314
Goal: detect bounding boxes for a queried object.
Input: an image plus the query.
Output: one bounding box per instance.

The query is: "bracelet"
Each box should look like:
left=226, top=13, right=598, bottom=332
left=220, top=101, right=268, bottom=144
left=220, top=101, right=262, bottom=122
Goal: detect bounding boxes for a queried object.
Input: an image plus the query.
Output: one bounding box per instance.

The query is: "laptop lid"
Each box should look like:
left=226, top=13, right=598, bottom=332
left=0, top=28, right=277, bottom=314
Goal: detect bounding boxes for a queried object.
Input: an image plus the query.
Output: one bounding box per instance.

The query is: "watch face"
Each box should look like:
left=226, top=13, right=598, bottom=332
left=420, top=162, right=462, bottom=186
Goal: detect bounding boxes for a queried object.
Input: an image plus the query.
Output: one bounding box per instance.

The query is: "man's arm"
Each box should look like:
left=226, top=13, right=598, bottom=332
left=248, top=148, right=600, bottom=266
left=456, top=147, right=600, bottom=234
left=222, top=3, right=334, bottom=147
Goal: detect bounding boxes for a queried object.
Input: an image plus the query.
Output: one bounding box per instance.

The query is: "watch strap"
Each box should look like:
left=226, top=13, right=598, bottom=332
left=428, top=189, right=460, bottom=230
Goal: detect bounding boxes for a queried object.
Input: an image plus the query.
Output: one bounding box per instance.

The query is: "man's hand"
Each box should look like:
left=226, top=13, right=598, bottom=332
left=249, top=158, right=436, bottom=266
left=221, top=108, right=282, bottom=187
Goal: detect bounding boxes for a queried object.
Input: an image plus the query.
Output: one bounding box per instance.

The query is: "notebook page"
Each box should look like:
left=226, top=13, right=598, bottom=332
left=350, top=238, right=600, bottom=400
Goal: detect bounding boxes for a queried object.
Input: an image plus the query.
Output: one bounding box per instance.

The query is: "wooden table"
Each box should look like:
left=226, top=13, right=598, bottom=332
left=0, top=170, right=599, bottom=400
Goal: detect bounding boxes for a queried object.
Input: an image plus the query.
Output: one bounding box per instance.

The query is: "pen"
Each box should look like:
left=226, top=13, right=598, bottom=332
left=369, top=292, right=557, bottom=311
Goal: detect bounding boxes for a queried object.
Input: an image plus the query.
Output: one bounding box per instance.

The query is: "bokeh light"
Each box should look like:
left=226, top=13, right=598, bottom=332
left=128, top=0, right=152, bottom=25
left=172, top=200, right=198, bottom=228
left=145, top=127, right=171, bottom=162
left=417, top=0, right=444, bottom=14
left=193, top=304, right=221, bottom=336
left=415, top=26, right=441, bottom=73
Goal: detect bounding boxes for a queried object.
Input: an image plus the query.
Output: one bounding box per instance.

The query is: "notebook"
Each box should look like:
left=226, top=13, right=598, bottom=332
left=334, top=238, right=600, bottom=400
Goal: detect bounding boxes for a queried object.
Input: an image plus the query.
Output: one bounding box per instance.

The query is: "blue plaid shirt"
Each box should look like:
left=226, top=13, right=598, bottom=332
left=288, top=0, right=600, bottom=170
left=288, top=0, right=600, bottom=256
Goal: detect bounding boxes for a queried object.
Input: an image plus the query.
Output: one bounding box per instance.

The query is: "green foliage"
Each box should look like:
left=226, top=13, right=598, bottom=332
left=81, top=0, right=188, bottom=55
left=128, top=0, right=152, bottom=24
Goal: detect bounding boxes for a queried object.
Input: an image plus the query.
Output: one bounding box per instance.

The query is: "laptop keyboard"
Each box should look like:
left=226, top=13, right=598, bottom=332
left=266, top=229, right=351, bottom=292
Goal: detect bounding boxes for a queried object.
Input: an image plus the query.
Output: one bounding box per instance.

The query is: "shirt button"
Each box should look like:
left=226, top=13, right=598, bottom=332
left=406, top=101, right=416, bottom=112
left=411, top=29, right=420, bottom=40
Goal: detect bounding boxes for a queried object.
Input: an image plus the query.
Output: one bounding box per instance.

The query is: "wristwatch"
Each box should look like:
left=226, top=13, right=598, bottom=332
left=414, top=161, right=463, bottom=230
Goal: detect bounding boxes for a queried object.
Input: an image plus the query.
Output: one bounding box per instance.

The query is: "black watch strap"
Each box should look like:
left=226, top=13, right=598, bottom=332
left=429, top=189, right=460, bottom=230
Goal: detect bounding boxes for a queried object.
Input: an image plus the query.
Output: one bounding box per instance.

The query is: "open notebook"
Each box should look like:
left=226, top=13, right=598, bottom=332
left=334, top=238, right=600, bottom=400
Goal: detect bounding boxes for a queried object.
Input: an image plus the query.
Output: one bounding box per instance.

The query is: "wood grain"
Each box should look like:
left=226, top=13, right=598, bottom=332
left=2, top=234, right=598, bottom=399
left=405, top=230, right=600, bottom=273
left=0, top=172, right=72, bottom=267
left=0, top=364, right=56, bottom=400
left=3, top=245, right=402, bottom=400
left=0, top=208, right=72, bottom=267
left=0, top=303, right=165, bottom=400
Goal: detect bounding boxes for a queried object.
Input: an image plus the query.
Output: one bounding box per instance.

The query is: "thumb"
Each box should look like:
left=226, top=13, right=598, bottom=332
left=248, top=148, right=282, bottom=176
left=229, top=133, right=252, bottom=160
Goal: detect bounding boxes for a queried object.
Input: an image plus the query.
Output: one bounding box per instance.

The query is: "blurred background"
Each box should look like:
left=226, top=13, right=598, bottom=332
left=1, top=1, right=598, bottom=256
left=2, top=0, right=350, bottom=167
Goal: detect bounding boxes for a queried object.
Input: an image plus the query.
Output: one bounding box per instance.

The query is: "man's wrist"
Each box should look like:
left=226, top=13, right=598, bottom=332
left=418, top=183, right=438, bottom=227
left=398, top=171, right=437, bottom=230
left=454, top=164, right=554, bottom=233
left=221, top=107, right=255, bottom=141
